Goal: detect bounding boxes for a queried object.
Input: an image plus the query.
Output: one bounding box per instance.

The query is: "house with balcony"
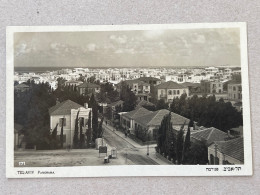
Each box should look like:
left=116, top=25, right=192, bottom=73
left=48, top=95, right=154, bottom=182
left=123, top=79, right=151, bottom=101
left=155, top=81, right=189, bottom=103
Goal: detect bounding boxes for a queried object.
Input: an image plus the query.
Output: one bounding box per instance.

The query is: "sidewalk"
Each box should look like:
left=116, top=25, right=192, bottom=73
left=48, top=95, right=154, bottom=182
left=103, top=123, right=172, bottom=165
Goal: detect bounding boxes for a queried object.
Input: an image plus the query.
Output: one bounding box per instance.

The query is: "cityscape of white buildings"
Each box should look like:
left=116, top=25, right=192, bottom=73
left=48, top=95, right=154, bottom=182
left=14, top=66, right=240, bottom=88
left=14, top=66, right=242, bottom=107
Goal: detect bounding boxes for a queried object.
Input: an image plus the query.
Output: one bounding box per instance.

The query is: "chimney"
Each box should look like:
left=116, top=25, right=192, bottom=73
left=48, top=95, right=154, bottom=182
left=227, top=130, right=231, bottom=138
left=56, top=98, right=60, bottom=105
left=84, top=103, right=88, bottom=109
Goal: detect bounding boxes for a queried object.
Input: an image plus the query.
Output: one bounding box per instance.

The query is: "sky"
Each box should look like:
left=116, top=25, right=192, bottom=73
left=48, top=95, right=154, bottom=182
left=14, top=28, right=241, bottom=68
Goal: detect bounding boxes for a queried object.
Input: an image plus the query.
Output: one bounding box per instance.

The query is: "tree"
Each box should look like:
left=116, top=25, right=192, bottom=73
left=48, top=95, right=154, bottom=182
left=120, top=82, right=137, bottom=112
left=157, top=112, right=175, bottom=159
left=73, top=110, right=80, bottom=148
left=97, top=117, right=104, bottom=138
left=60, top=118, right=64, bottom=148
left=87, top=76, right=95, bottom=83
left=182, top=124, right=191, bottom=164
left=176, top=122, right=186, bottom=164
left=79, top=117, right=85, bottom=148
left=89, top=94, right=96, bottom=108
left=91, top=97, right=99, bottom=141
left=156, top=99, right=168, bottom=110
left=50, top=123, right=58, bottom=149
left=185, top=140, right=208, bottom=165
left=86, top=111, right=92, bottom=148
left=149, top=84, right=157, bottom=104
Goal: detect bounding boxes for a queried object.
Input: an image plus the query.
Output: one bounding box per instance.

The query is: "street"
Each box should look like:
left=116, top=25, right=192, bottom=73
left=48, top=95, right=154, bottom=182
left=102, top=123, right=158, bottom=165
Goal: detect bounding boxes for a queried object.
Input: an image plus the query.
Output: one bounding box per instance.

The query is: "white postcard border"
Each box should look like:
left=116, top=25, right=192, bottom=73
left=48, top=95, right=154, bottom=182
left=6, top=23, right=252, bottom=178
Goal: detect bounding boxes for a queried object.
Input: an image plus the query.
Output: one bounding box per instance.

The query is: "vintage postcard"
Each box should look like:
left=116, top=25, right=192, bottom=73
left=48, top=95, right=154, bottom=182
left=6, top=23, right=252, bottom=178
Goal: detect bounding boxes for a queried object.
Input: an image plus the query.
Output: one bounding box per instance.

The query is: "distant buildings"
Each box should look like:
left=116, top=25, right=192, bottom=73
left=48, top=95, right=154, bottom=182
left=201, top=80, right=223, bottom=94
left=228, top=81, right=242, bottom=101
left=155, top=81, right=189, bottom=103
left=77, top=83, right=101, bottom=96
left=49, top=100, right=92, bottom=147
left=65, top=80, right=83, bottom=87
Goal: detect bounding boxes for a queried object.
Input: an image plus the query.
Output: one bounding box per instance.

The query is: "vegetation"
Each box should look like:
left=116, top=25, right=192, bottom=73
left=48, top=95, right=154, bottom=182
left=14, top=80, right=56, bottom=149
left=120, top=81, right=137, bottom=112
left=170, top=94, right=243, bottom=132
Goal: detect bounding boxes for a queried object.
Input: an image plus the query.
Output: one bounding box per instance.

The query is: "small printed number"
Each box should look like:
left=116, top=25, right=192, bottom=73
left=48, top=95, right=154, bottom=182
left=19, top=162, right=25, bottom=166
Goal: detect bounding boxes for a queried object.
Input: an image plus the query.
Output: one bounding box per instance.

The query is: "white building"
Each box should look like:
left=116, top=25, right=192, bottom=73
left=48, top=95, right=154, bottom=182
left=49, top=100, right=92, bottom=147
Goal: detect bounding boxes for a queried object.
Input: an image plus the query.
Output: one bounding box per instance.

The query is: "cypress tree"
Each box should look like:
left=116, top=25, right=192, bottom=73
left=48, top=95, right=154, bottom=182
left=60, top=118, right=64, bottom=148
left=182, top=123, right=191, bottom=164
left=51, top=123, right=58, bottom=149
left=73, top=110, right=80, bottom=148
left=52, top=123, right=58, bottom=140
left=86, top=111, right=92, bottom=148
left=176, top=122, right=185, bottom=164
left=79, top=118, right=84, bottom=148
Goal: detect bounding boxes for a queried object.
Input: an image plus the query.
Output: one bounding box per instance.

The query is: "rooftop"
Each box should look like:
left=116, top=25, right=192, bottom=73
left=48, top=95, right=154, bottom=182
left=156, top=81, right=186, bottom=89
left=181, top=82, right=201, bottom=88
left=122, top=107, right=152, bottom=120
left=138, top=77, right=161, bottom=82
left=210, top=137, right=244, bottom=162
left=135, top=109, right=190, bottom=127
left=191, top=127, right=228, bottom=145
left=78, top=82, right=100, bottom=88
left=49, top=99, right=82, bottom=116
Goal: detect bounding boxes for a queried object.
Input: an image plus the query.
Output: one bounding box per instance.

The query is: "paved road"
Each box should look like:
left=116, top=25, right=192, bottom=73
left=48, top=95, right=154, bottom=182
left=102, top=124, right=158, bottom=165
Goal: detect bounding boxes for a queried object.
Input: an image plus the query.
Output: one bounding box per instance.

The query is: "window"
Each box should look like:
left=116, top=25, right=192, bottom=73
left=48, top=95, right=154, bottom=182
left=173, top=90, right=176, bottom=95
left=177, top=90, right=180, bottom=95
left=168, top=90, right=172, bottom=95
left=59, top=118, right=66, bottom=127
left=234, top=94, right=236, bottom=99
left=219, top=84, right=221, bottom=87
left=233, top=86, right=236, bottom=91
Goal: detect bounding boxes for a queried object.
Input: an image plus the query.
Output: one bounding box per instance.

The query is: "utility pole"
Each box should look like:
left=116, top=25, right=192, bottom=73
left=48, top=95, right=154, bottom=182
left=125, top=147, right=128, bottom=164
left=147, top=131, right=150, bottom=156
left=214, top=144, right=218, bottom=165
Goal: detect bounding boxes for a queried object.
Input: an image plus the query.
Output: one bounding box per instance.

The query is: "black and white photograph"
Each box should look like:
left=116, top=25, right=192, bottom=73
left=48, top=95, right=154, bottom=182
left=6, top=23, right=252, bottom=177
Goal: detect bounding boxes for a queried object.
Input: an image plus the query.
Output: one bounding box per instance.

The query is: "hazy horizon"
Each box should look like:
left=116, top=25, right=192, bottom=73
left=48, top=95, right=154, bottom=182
left=14, top=28, right=241, bottom=68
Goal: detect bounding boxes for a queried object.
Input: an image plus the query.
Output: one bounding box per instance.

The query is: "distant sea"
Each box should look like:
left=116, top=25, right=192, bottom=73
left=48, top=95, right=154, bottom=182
left=14, top=65, right=240, bottom=73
